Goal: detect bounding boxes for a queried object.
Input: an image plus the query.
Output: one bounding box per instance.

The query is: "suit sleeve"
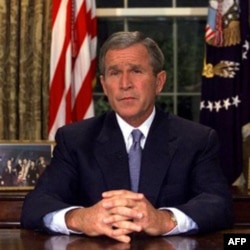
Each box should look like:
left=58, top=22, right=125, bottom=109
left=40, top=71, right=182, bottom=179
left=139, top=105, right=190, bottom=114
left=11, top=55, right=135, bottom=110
left=175, top=129, right=233, bottom=233
left=20, top=128, right=80, bottom=231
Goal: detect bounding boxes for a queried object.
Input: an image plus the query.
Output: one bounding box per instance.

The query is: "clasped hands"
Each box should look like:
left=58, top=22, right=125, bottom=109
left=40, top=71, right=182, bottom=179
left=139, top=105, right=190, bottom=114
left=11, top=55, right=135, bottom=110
left=65, top=190, right=176, bottom=243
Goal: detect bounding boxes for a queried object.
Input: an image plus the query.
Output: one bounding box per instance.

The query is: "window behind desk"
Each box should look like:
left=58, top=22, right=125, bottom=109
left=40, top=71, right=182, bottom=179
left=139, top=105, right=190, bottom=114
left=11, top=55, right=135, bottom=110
left=95, top=0, right=207, bottom=122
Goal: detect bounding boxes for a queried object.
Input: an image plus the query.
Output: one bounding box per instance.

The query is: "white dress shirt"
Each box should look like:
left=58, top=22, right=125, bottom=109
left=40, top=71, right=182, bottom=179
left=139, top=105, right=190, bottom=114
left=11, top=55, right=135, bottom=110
left=44, top=107, right=198, bottom=235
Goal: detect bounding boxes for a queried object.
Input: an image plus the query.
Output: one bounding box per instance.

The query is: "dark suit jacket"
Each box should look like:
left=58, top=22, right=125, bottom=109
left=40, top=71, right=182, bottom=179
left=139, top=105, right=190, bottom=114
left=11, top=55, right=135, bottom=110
left=21, top=108, right=233, bottom=233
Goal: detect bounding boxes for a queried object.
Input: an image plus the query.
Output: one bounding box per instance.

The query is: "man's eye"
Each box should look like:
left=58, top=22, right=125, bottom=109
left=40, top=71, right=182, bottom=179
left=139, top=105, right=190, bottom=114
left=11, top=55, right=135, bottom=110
left=110, top=71, right=119, bottom=76
left=133, top=69, right=142, bottom=74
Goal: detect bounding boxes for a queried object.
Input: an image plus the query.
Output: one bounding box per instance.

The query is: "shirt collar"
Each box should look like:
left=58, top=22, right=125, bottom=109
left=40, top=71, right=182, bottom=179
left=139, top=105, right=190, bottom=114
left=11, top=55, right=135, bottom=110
left=116, top=107, right=156, bottom=149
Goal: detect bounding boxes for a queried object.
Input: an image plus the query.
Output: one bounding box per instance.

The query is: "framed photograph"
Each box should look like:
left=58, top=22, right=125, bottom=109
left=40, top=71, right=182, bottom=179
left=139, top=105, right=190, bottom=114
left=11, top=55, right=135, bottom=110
left=0, top=141, right=53, bottom=191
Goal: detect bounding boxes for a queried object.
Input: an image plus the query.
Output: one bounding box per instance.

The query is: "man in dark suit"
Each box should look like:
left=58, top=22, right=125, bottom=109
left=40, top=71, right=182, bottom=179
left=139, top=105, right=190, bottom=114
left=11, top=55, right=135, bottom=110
left=21, top=31, right=233, bottom=243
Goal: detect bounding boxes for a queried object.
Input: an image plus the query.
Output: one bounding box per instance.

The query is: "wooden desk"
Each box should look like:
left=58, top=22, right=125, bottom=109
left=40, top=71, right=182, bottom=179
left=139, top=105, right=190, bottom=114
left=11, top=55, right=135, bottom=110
left=231, top=186, right=250, bottom=226
left=0, top=228, right=249, bottom=250
left=0, top=192, right=25, bottom=228
left=1, top=186, right=250, bottom=228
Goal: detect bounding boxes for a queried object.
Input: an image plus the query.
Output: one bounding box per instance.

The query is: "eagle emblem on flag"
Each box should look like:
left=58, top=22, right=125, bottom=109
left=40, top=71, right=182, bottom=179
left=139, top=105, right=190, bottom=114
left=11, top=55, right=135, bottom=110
left=205, top=0, right=240, bottom=47
left=203, top=0, right=241, bottom=79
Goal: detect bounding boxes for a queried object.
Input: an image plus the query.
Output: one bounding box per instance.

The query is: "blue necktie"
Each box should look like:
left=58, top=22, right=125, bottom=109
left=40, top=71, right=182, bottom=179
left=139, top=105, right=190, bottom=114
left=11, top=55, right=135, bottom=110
left=128, top=129, right=143, bottom=192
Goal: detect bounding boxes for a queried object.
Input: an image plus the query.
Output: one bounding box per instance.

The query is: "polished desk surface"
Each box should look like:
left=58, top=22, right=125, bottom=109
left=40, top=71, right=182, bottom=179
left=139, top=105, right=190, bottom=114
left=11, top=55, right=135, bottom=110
left=1, top=228, right=250, bottom=250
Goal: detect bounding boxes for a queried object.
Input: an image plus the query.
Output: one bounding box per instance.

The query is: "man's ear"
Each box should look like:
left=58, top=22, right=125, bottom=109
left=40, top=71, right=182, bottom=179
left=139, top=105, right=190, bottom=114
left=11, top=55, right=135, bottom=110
left=156, top=70, right=167, bottom=94
left=100, top=75, right=107, bottom=95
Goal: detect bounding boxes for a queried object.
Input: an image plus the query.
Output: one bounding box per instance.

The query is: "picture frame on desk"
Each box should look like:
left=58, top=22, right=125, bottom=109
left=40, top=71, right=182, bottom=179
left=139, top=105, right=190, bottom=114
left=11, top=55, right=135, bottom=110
left=0, top=141, right=54, bottom=192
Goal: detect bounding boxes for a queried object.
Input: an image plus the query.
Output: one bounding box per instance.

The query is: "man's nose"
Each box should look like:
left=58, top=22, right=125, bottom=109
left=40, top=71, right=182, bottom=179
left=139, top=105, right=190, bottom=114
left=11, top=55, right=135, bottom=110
left=120, top=72, right=132, bottom=89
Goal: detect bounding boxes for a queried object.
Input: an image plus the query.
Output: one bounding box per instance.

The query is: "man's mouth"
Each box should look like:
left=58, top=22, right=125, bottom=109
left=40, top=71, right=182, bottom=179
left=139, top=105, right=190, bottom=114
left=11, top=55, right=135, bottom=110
left=121, top=97, right=134, bottom=100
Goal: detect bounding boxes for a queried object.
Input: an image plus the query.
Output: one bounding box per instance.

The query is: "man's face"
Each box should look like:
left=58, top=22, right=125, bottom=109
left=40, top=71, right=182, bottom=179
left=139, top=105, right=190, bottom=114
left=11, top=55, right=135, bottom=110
left=100, top=43, right=166, bottom=127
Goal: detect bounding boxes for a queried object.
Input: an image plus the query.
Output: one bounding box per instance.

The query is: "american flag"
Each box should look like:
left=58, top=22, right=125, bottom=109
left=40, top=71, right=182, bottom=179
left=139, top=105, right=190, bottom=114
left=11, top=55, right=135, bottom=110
left=48, top=0, right=97, bottom=140
left=200, top=0, right=250, bottom=184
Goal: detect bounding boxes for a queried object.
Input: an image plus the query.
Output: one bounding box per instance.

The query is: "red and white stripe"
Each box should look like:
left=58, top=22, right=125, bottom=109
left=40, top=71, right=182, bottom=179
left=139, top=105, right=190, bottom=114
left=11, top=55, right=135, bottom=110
left=205, top=24, right=215, bottom=42
left=48, top=0, right=96, bottom=140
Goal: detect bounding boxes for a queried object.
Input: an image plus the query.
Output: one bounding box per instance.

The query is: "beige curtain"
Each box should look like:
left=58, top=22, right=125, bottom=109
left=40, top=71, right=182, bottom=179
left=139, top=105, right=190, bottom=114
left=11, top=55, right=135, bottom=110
left=0, top=0, right=51, bottom=140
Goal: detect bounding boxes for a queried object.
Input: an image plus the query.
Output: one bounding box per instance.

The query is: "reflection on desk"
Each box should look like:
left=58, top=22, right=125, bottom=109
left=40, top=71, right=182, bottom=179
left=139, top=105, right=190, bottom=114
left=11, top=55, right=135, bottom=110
left=44, top=235, right=197, bottom=250
left=0, top=228, right=250, bottom=250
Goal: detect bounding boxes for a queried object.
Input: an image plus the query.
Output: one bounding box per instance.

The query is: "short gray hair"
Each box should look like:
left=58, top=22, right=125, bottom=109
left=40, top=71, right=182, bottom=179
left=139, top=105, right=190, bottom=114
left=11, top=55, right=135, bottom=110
left=99, top=31, right=165, bottom=76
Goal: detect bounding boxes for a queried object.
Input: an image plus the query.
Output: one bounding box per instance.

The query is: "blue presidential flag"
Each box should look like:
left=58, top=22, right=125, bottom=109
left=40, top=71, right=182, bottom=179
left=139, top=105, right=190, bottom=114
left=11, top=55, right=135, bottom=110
left=200, top=0, right=250, bottom=184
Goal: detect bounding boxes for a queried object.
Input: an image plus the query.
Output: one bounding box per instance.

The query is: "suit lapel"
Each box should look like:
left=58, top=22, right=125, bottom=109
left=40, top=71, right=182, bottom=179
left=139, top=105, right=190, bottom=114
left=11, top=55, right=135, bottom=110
left=93, top=110, right=180, bottom=202
left=94, top=112, right=131, bottom=190
left=139, top=110, right=179, bottom=206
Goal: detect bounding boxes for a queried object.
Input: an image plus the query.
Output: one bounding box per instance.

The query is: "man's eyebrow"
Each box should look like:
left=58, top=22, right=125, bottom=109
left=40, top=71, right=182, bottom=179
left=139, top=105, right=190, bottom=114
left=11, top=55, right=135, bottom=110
left=106, top=63, right=143, bottom=71
left=106, top=65, right=119, bottom=71
left=130, top=64, right=143, bottom=69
